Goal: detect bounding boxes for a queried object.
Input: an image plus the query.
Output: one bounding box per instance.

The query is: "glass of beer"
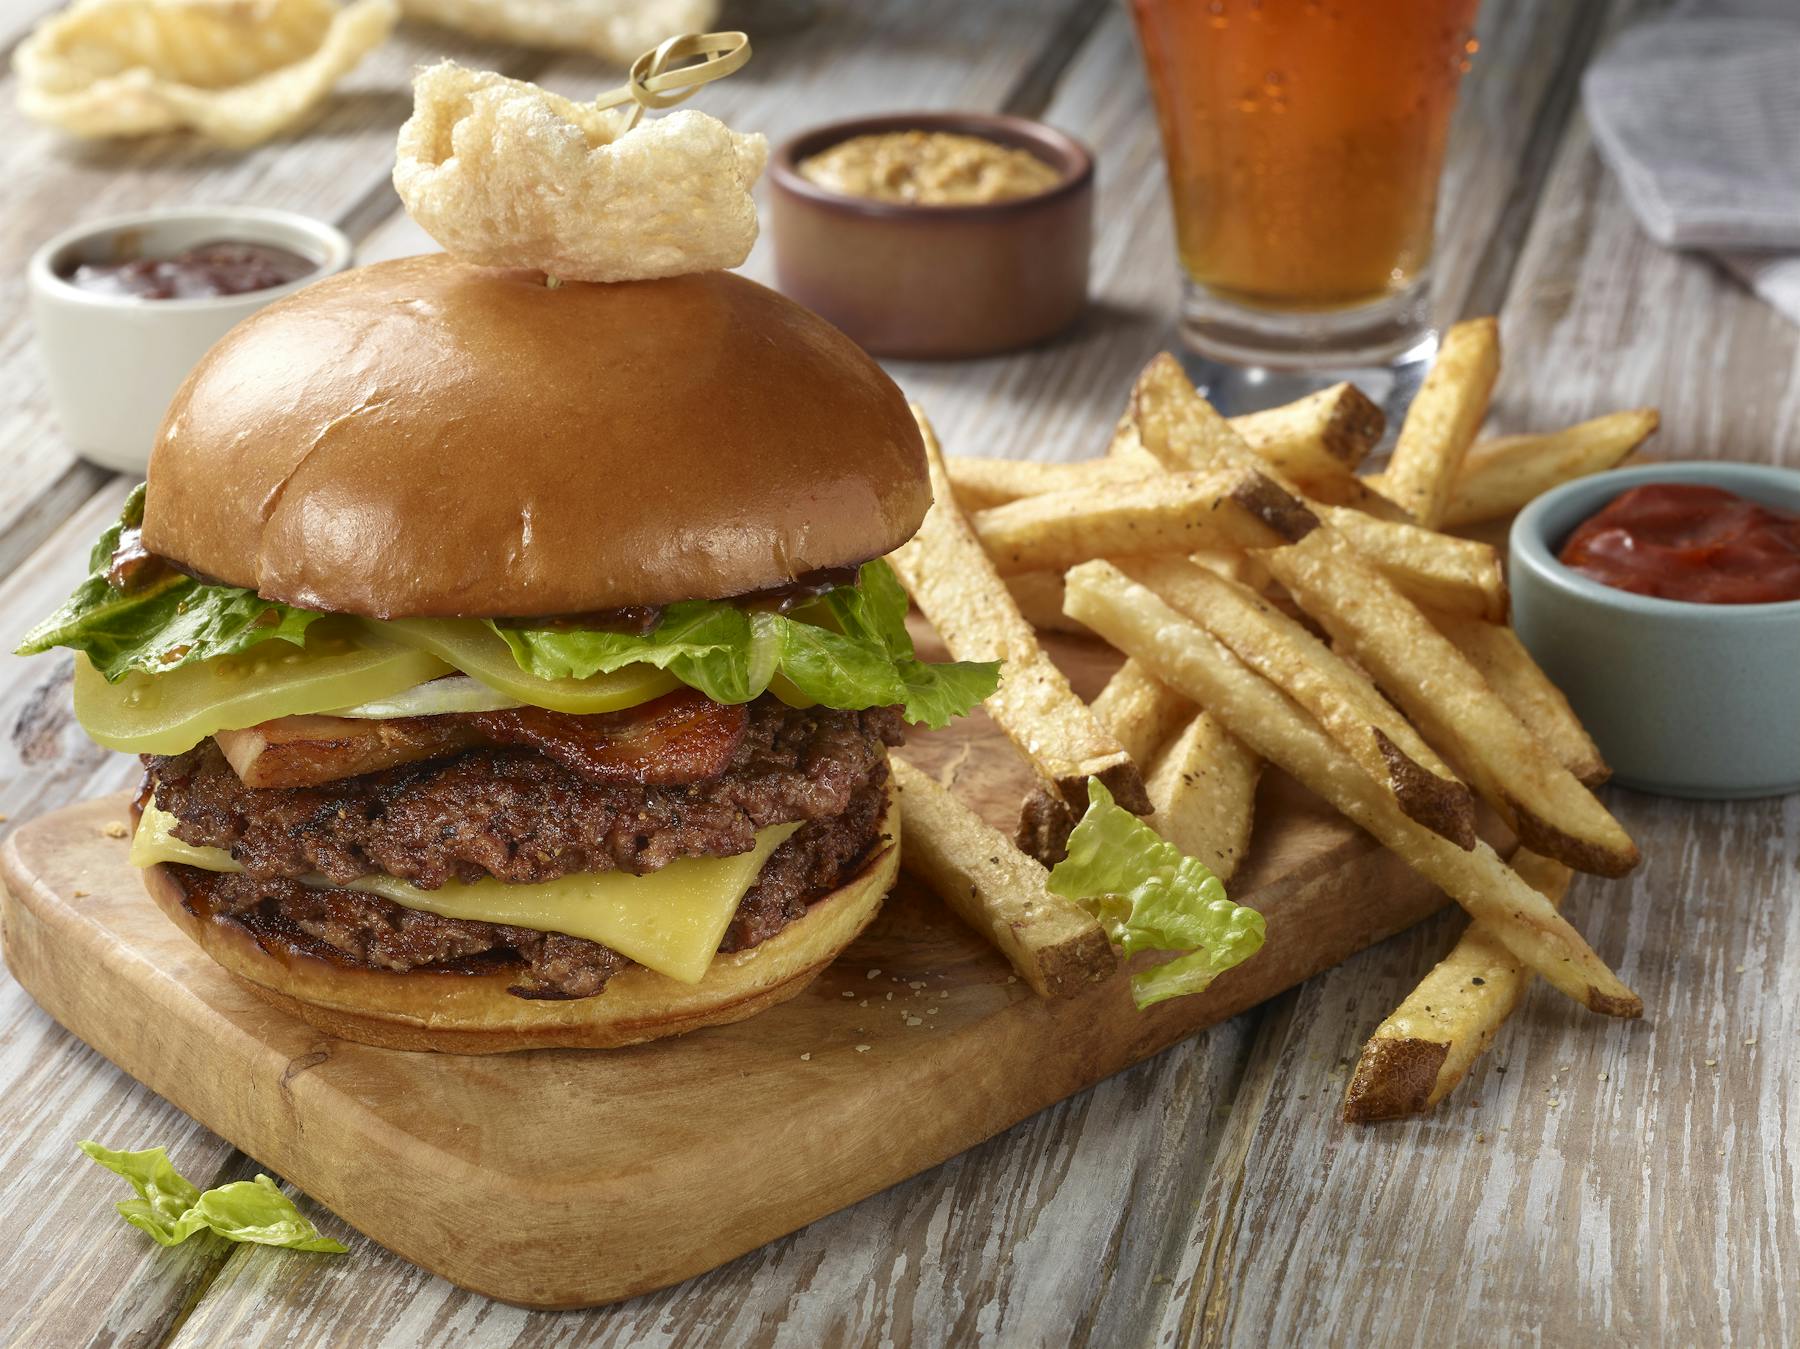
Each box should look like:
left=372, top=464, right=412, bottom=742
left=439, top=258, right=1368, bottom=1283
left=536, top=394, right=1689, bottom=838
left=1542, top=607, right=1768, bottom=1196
left=1130, top=0, right=1481, bottom=380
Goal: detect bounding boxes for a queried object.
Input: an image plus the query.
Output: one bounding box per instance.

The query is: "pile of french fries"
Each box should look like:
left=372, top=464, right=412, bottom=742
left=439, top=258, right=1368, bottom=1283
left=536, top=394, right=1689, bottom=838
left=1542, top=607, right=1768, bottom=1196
left=889, top=318, right=1661, bottom=1121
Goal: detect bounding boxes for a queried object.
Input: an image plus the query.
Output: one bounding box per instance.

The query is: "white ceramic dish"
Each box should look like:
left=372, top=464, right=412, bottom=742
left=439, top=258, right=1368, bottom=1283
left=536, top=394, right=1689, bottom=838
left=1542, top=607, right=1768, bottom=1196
left=28, top=206, right=352, bottom=475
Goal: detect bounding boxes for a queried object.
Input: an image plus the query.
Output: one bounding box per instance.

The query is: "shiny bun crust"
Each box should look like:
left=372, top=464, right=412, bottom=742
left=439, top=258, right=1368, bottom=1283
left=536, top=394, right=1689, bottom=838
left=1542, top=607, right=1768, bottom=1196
left=139, top=787, right=898, bottom=1053
left=142, top=256, right=929, bottom=618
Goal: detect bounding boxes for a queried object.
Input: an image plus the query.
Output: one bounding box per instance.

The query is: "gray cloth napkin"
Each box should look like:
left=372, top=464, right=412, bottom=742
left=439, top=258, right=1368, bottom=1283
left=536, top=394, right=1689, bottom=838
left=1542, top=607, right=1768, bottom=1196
left=1582, top=2, right=1800, bottom=323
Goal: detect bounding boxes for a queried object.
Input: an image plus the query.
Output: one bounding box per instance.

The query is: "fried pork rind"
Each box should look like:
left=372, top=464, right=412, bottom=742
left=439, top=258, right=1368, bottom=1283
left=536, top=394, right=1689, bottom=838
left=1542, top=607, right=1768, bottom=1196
left=14, top=0, right=397, bottom=148
left=400, top=0, right=718, bottom=63
left=393, top=61, right=767, bottom=283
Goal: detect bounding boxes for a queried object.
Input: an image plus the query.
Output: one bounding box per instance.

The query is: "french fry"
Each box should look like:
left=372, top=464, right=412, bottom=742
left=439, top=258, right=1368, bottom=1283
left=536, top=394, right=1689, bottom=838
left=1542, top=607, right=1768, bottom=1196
left=1015, top=786, right=1079, bottom=867
left=1121, top=555, right=1477, bottom=849
left=1191, top=547, right=1266, bottom=589
left=1132, top=353, right=1398, bottom=523
left=1062, top=561, right=1641, bottom=1017
left=1368, top=317, right=1501, bottom=528
left=1287, top=464, right=1409, bottom=518
left=891, top=756, right=1115, bottom=998
left=1090, top=658, right=1194, bottom=765
left=1342, top=849, right=1572, bottom=1121
left=1144, top=710, right=1260, bottom=883
left=1091, top=654, right=1261, bottom=883
left=1107, top=413, right=1146, bottom=459
left=1133, top=352, right=1261, bottom=479
left=889, top=406, right=1150, bottom=853
left=1229, top=385, right=1401, bottom=516
left=1429, top=609, right=1608, bottom=787
left=1318, top=506, right=1509, bottom=622
left=1229, top=381, right=1386, bottom=472
left=945, top=452, right=1164, bottom=514
left=1005, top=570, right=1088, bottom=636
left=1441, top=408, right=1660, bottom=529
left=1131, top=355, right=1510, bottom=619
left=941, top=458, right=1042, bottom=514
left=1122, top=377, right=1389, bottom=500
left=970, top=463, right=1317, bottom=575
left=1260, top=527, right=1639, bottom=876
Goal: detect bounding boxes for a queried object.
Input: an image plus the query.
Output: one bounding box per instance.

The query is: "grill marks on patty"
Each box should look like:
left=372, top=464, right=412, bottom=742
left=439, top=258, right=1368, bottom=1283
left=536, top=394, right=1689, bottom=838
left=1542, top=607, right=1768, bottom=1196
left=146, top=701, right=905, bottom=889
left=145, top=698, right=904, bottom=999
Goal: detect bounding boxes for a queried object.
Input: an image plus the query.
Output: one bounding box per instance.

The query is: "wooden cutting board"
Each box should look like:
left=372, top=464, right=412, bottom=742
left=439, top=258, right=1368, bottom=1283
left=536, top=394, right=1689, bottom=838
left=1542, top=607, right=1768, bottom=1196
left=0, top=632, right=1483, bottom=1309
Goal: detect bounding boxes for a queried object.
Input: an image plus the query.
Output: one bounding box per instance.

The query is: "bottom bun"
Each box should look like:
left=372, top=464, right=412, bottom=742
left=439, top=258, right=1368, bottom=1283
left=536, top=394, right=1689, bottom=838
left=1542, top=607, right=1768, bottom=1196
left=142, top=788, right=899, bottom=1054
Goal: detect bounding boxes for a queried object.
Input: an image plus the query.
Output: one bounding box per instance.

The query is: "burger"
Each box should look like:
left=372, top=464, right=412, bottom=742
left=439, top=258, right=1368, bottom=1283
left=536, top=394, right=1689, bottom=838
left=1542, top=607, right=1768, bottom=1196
left=16, top=255, right=998, bottom=1052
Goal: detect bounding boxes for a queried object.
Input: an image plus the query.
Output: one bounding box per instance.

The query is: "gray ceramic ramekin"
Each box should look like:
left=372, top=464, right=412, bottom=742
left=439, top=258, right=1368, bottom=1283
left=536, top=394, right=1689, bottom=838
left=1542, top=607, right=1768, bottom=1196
left=1510, top=460, right=1800, bottom=799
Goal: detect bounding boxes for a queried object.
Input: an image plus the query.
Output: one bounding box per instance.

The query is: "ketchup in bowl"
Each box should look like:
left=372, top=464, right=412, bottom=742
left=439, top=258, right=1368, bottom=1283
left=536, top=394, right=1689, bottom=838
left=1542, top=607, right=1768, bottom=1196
left=1558, top=482, right=1800, bottom=604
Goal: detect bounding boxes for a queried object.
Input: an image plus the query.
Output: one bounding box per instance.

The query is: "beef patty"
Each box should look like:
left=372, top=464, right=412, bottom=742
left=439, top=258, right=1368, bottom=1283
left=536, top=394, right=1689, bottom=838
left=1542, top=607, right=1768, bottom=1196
left=146, top=700, right=905, bottom=889
left=165, top=767, right=892, bottom=999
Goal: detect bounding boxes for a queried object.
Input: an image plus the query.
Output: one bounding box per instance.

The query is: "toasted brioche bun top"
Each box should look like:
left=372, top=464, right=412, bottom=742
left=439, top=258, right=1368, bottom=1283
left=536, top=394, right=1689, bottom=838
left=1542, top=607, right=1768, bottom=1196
left=142, top=256, right=929, bottom=619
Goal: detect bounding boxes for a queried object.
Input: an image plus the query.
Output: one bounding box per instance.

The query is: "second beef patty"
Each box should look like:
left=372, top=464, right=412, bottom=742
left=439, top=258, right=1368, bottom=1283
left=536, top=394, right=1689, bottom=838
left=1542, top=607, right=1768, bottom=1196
left=145, top=699, right=905, bottom=889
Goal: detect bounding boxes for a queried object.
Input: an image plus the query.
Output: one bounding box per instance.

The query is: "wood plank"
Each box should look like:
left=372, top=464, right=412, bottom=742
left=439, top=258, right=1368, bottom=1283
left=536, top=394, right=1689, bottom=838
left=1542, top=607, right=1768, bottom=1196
left=0, top=483, right=264, bottom=1349
left=1486, top=103, right=1800, bottom=462
left=1169, top=790, right=1798, bottom=1347
left=0, top=1030, right=250, bottom=1349
left=1431, top=0, right=1614, bottom=325
left=165, top=1024, right=1262, bottom=1348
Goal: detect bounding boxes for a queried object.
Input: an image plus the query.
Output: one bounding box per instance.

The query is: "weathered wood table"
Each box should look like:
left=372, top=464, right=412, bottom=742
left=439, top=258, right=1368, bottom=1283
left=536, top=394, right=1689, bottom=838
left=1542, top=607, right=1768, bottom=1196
left=1, top=1, right=1793, bottom=1344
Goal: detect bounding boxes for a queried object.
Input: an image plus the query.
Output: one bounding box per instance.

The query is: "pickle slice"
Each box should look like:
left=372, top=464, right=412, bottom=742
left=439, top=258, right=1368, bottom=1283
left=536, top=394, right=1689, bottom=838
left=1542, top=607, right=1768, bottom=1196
left=375, top=619, right=681, bottom=715
left=328, top=674, right=520, bottom=719
left=766, top=670, right=816, bottom=709
left=73, top=621, right=455, bottom=755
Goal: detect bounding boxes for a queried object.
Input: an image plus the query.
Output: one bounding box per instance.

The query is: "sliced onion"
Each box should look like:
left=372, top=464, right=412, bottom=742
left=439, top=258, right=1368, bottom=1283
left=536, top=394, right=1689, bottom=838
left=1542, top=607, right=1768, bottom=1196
left=327, top=675, right=522, bottom=720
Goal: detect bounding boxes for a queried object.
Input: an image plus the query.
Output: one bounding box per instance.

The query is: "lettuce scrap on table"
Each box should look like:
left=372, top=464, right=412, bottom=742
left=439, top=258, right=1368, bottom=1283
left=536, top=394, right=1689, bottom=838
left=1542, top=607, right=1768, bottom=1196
left=78, top=1140, right=347, bottom=1252
left=1048, top=780, right=1267, bottom=1008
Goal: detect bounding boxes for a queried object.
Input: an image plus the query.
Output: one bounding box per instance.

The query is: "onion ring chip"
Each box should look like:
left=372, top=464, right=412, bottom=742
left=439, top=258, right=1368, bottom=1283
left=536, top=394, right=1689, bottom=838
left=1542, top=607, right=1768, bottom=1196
left=400, top=0, right=719, bottom=63
left=393, top=61, right=767, bottom=283
left=15, top=0, right=397, bottom=148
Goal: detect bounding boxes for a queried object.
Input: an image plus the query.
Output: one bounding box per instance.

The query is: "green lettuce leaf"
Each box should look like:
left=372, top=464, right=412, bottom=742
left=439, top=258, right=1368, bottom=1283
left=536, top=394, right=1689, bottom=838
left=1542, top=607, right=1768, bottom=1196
left=78, top=1141, right=347, bottom=1252
left=16, top=498, right=998, bottom=728
left=493, top=602, right=783, bottom=705
left=497, top=561, right=999, bottom=728
left=1047, top=780, right=1266, bottom=1008
left=14, top=486, right=318, bottom=682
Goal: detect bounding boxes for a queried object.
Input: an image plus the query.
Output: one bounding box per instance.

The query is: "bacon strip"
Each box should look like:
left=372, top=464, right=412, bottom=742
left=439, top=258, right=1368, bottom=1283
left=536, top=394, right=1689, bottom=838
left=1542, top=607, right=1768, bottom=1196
left=214, top=689, right=748, bottom=790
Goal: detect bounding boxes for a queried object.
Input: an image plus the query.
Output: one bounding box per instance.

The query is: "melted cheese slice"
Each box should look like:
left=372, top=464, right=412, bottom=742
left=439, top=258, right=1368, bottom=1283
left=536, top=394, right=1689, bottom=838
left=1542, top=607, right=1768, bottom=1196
left=132, top=801, right=799, bottom=984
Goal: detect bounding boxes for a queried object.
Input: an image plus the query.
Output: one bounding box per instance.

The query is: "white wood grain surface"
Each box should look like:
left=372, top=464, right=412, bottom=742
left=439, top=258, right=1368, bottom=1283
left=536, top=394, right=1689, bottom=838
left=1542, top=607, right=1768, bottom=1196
left=0, top=0, right=1794, bottom=1343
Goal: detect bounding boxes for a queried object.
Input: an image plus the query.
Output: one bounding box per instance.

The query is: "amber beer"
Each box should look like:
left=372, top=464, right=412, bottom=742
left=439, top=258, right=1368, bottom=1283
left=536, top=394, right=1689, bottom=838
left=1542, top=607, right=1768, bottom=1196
left=1131, top=0, right=1480, bottom=357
